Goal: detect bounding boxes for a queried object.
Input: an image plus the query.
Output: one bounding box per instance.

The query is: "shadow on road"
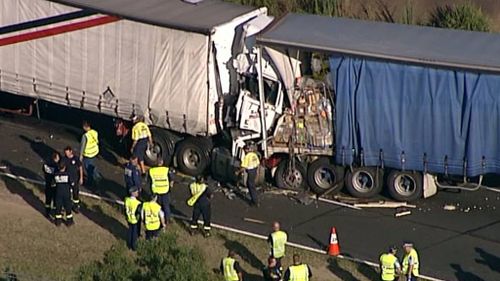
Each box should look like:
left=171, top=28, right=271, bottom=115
left=1, top=175, right=46, bottom=218
left=79, top=200, right=127, bottom=240
left=451, top=263, right=485, bottom=281
left=327, top=257, right=360, bottom=281
left=306, top=233, right=328, bottom=251
left=19, top=135, right=57, bottom=164
left=475, top=247, right=500, bottom=274
left=356, top=261, right=379, bottom=280
left=219, top=233, right=265, bottom=271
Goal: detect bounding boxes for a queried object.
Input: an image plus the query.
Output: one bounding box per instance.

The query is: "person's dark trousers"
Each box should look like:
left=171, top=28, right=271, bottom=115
left=55, top=189, right=73, bottom=225
left=127, top=223, right=140, bottom=250
left=274, top=257, right=283, bottom=271
left=44, top=181, right=55, bottom=216
left=190, top=202, right=211, bottom=230
left=157, top=193, right=171, bottom=220
left=71, top=182, right=80, bottom=211
left=246, top=168, right=258, bottom=205
left=145, top=229, right=160, bottom=240
left=83, top=156, right=101, bottom=187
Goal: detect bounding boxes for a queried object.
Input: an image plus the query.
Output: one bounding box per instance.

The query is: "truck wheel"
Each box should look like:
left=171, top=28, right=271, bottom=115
left=144, top=129, right=174, bottom=167
left=345, top=167, right=383, bottom=198
left=275, top=159, right=307, bottom=190
left=176, top=137, right=209, bottom=176
left=387, top=170, right=423, bottom=202
left=307, top=157, right=345, bottom=194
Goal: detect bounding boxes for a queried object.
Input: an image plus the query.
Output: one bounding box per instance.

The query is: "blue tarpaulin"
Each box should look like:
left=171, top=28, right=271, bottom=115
left=331, top=56, right=500, bottom=176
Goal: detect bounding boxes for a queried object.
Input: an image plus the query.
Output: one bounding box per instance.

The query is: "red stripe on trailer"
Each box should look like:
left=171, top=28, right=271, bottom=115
left=0, top=15, right=119, bottom=47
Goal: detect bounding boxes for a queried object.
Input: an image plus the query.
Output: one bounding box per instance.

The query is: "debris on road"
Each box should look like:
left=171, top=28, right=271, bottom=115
left=354, top=201, right=416, bottom=209
left=443, top=204, right=457, bottom=211
left=395, top=208, right=412, bottom=217
left=243, top=217, right=266, bottom=224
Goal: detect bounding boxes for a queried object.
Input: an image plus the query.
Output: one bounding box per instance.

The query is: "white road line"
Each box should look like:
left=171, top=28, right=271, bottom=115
left=0, top=171, right=447, bottom=281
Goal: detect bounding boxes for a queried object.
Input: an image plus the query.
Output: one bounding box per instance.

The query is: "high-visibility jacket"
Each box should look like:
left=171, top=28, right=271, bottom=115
left=222, top=257, right=239, bottom=281
left=132, top=121, right=151, bottom=141
left=241, top=152, right=260, bottom=170
left=402, top=249, right=420, bottom=277
left=143, top=201, right=162, bottom=231
left=270, top=230, right=288, bottom=258
left=83, top=129, right=99, bottom=158
left=125, top=196, right=141, bottom=224
left=289, top=264, right=309, bottom=281
left=187, top=182, right=207, bottom=206
left=380, top=253, right=398, bottom=281
left=149, top=166, right=170, bottom=194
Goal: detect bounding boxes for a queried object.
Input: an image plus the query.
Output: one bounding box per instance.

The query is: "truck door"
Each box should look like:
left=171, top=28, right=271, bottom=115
left=236, top=75, right=283, bottom=133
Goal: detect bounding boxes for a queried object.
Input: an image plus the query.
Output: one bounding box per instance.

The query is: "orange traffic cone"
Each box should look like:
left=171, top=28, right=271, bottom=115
left=328, top=227, right=340, bottom=256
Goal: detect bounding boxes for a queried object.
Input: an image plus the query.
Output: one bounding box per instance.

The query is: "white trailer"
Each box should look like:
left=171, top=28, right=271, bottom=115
left=0, top=0, right=281, bottom=177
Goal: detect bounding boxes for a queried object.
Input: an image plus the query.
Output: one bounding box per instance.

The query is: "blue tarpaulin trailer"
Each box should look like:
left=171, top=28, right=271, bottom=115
left=331, top=56, right=500, bottom=177
left=257, top=13, right=500, bottom=199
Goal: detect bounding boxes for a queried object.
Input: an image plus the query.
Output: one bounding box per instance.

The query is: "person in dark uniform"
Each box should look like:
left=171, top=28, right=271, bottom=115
left=54, top=162, right=74, bottom=226
left=238, top=144, right=260, bottom=206
left=124, top=155, right=142, bottom=193
left=63, top=146, right=83, bottom=212
left=262, top=257, right=282, bottom=281
left=42, top=151, right=60, bottom=217
left=188, top=176, right=213, bottom=237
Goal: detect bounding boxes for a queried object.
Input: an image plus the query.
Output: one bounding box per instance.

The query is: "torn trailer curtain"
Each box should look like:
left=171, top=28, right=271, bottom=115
left=331, top=56, right=500, bottom=177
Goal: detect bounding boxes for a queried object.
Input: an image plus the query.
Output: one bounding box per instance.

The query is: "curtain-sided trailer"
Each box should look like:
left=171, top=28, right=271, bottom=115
left=256, top=13, right=500, bottom=201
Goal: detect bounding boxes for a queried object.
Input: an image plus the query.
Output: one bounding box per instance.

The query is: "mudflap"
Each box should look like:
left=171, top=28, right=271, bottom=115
left=423, top=173, right=438, bottom=198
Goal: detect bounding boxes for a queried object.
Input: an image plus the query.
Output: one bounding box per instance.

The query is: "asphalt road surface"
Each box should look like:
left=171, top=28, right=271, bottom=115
left=1, top=113, right=499, bottom=281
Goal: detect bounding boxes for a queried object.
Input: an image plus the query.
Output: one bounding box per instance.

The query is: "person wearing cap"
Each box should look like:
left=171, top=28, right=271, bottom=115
left=267, top=221, right=288, bottom=270
left=238, top=144, right=260, bottom=206
left=402, top=242, right=420, bottom=281
left=130, top=115, right=153, bottom=175
left=379, top=246, right=401, bottom=281
left=220, top=250, right=243, bottom=281
left=80, top=120, right=101, bottom=187
left=124, top=155, right=142, bottom=192
left=188, top=176, right=213, bottom=237
left=142, top=193, right=166, bottom=239
left=124, top=186, right=142, bottom=251
left=284, top=254, right=312, bottom=281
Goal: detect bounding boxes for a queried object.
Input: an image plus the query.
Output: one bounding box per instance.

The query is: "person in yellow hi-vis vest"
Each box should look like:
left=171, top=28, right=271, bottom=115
left=148, top=159, right=174, bottom=223
left=267, top=221, right=288, bottom=270
left=130, top=115, right=153, bottom=175
left=402, top=242, right=420, bottom=281
left=379, top=246, right=401, bottom=281
left=284, top=254, right=312, bottom=281
left=188, top=176, right=213, bottom=237
left=238, top=144, right=260, bottom=207
left=124, top=186, right=142, bottom=251
left=142, top=194, right=165, bottom=240
left=220, top=250, right=243, bottom=281
left=80, top=120, right=101, bottom=187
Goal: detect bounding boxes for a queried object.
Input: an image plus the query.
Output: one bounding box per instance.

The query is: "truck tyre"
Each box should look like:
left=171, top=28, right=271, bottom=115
left=275, top=158, right=307, bottom=190
left=345, top=167, right=383, bottom=198
left=175, top=137, right=209, bottom=176
left=144, top=129, right=175, bottom=167
left=307, top=157, right=345, bottom=195
left=387, top=170, right=423, bottom=202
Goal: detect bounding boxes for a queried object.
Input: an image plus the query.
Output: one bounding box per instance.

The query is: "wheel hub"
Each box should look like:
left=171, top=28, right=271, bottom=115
left=284, top=168, right=303, bottom=189
left=352, top=170, right=374, bottom=192
left=314, top=167, right=335, bottom=189
left=145, top=143, right=161, bottom=163
left=394, top=174, right=416, bottom=196
left=183, top=148, right=201, bottom=170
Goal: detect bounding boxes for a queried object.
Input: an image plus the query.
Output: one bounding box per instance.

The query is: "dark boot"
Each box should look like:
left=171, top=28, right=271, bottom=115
left=72, top=204, right=80, bottom=213
left=55, top=218, right=62, bottom=227
left=65, top=217, right=74, bottom=227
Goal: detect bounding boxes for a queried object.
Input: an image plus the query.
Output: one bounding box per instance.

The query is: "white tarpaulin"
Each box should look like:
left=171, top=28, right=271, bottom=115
left=0, top=0, right=209, bottom=135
